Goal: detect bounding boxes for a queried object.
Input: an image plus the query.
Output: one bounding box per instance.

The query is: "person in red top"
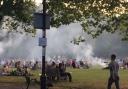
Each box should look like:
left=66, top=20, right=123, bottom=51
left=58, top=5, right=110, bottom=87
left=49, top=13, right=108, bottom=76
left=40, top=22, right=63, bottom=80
left=107, top=54, right=120, bottom=89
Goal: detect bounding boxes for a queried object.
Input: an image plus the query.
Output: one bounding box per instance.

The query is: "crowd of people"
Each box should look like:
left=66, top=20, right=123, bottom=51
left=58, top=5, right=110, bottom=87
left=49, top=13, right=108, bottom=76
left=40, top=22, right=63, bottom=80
left=0, top=55, right=128, bottom=89
left=0, top=59, right=41, bottom=76
left=122, top=57, right=128, bottom=69
left=51, top=59, right=90, bottom=69
left=0, top=57, right=127, bottom=78
left=0, top=58, right=90, bottom=78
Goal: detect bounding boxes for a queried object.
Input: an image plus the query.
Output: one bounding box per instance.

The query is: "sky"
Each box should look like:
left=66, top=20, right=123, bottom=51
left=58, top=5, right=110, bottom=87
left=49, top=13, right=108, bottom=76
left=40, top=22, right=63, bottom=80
left=35, top=0, right=42, bottom=5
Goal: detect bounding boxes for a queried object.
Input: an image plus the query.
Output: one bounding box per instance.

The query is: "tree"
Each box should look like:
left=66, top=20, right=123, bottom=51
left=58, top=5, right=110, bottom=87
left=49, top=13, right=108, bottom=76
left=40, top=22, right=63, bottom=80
left=47, top=0, right=128, bottom=40
left=0, top=0, right=36, bottom=34
left=0, top=0, right=128, bottom=40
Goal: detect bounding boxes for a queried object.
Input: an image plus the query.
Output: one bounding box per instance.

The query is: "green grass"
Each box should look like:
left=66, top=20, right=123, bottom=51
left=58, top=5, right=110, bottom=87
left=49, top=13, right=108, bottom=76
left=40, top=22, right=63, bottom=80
left=0, top=68, right=128, bottom=89
left=53, top=68, right=128, bottom=89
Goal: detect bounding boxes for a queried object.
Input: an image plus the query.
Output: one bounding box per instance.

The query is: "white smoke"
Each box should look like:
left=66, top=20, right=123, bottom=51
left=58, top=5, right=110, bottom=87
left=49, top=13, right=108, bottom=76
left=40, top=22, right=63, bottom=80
left=0, top=21, right=128, bottom=67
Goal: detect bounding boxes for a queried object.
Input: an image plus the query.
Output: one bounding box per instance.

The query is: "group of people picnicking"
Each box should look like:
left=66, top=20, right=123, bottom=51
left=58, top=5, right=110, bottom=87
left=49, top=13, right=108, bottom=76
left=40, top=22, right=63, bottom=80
left=0, top=58, right=89, bottom=76
left=122, top=58, right=128, bottom=69
left=0, top=60, right=40, bottom=76
left=0, top=58, right=90, bottom=84
left=0, top=59, right=73, bottom=88
left=0, top=55, right=128, bottom=89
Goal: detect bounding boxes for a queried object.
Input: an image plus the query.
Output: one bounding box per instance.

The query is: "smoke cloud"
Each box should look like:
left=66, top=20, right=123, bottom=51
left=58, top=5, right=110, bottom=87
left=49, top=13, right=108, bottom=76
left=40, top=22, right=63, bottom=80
left=0, top=22, right=128, bottom=66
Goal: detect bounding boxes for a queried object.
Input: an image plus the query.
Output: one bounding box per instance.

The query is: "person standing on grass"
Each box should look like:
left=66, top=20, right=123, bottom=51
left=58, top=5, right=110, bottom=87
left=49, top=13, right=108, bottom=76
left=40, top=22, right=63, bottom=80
left=107, top=54, right=120, bottom=89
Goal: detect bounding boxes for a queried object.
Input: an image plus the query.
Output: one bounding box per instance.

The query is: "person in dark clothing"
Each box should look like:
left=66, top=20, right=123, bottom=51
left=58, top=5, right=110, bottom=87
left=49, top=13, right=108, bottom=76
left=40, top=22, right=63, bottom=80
left=59, top=63, right=72, bottom=82
left=107, top=54, right=120, bottom=89
left=72, top=60, right=76, bottom=68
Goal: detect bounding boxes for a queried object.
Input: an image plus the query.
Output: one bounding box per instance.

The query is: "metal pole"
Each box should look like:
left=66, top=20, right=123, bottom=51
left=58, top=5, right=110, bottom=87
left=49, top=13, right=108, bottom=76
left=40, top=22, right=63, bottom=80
left=41, top=0, right=46, bottom=89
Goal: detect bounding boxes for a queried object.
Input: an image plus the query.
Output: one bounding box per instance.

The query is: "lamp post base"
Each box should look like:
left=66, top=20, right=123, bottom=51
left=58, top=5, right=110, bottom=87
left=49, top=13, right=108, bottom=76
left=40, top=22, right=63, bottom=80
left=40, top=75, right=47, bottom=89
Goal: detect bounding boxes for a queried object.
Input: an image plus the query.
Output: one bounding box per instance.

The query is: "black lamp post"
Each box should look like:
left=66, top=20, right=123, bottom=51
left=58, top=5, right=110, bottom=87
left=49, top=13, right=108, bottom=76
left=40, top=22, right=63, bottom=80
left=41, top=0, right=46, bottom=89
left=34, top=0, right=50, bottom=88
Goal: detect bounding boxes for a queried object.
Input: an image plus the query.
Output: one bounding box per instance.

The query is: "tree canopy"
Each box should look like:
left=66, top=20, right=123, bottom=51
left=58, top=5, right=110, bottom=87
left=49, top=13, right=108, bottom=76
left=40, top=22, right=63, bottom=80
left=0, top=0, right=128, bottom=40
left=0, top=0, right=36, bottom=23
left=0, top=0, right=36, bottom=34
left=48, top=0, right=128, bottom=40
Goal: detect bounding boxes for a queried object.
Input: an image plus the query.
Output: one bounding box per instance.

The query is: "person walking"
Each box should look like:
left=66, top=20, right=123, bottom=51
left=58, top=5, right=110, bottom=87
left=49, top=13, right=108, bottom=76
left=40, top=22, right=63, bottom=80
left=107, top=54, right=120, bottom=89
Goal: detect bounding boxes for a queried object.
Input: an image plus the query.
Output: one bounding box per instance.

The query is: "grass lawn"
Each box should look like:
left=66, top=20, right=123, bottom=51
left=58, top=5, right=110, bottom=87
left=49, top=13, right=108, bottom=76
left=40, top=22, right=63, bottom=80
left=54, top=68, right=128, bottom=89
left=0, top=68, right=128, bottom=89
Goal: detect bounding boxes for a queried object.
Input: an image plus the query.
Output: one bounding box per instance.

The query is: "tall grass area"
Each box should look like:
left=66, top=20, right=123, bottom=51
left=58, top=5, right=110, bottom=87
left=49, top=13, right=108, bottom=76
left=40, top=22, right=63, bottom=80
left=0, top=68, right=128, bottom=89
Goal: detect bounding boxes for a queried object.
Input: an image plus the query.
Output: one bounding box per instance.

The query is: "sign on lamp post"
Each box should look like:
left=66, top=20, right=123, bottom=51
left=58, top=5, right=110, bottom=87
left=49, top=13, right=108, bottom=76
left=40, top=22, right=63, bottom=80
left=34, top=13, right=50, bottom=29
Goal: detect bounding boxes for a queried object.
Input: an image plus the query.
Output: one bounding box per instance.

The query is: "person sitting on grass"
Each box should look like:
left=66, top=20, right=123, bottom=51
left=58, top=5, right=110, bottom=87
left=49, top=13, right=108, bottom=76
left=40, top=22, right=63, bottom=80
left=46, top=62, right=59, bottom=81
left=2, top=65, right=10, bottom=75
left=59, top=62, right=72, bottom=82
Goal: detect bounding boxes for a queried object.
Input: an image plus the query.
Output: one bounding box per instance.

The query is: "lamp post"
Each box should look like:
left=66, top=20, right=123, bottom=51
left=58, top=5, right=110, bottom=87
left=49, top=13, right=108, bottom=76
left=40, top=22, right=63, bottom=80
left=34, top=0, right=50, bottom=88
left=41, top=0, right=46, bottom=89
